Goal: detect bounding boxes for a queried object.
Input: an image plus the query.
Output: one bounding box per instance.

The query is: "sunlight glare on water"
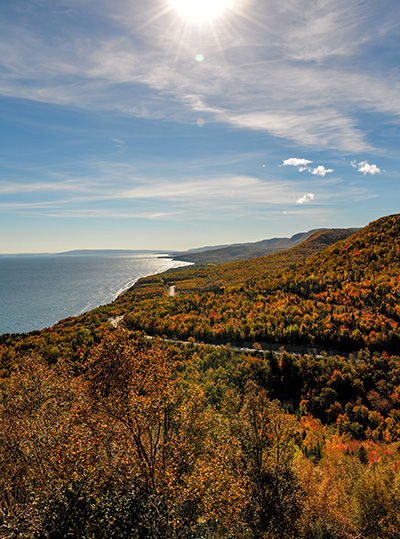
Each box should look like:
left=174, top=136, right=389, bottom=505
left=0, top=254, right=190, bottom=335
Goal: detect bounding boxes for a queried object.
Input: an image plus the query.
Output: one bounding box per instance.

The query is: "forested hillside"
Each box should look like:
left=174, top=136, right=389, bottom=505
left=1, top=215, right=400, bottom=538
left=121, top=215, right=400, bottom=353
left=124, top=227, right=356, bottom=296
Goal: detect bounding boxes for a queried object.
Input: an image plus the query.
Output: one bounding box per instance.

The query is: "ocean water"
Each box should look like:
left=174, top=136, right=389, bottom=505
left=0, top=253, right=189, bottom=335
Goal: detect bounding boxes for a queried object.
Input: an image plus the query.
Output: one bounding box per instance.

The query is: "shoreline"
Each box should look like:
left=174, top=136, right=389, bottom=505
left=0, top=255, right=190, bottom=337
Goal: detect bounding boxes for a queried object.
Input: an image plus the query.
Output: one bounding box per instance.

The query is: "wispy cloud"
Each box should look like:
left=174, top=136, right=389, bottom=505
left=0, top=180, right=93, bottom=195
left=222, top=110, right=370, bottom=152
left=0, top=0, right=399, bottom=153
left=1, top=0, right=398, bottom=254
left=116, top=175, right=298, bottom=206
left=1, top=163, right=370, bottom=217
left=38, top=209, right=183, bottom=220
left=1, top=172, right=297, bottom=209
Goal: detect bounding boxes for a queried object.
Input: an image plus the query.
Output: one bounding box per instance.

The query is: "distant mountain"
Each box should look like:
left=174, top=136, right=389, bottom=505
left=178, top=243, right=237, bottom=254
left=58, top=249, right=171, bottom=256
left=173, top=228, right=358, bottom=264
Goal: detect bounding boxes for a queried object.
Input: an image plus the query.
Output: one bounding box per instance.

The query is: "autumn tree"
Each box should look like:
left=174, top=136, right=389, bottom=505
left=227, top=384, right=303, bottom=539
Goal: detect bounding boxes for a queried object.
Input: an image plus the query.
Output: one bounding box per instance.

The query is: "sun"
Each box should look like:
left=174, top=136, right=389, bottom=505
left=169, top=0, right=235, bottom=23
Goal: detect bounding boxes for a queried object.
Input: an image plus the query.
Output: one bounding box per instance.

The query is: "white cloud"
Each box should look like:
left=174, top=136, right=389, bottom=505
left=357, top=161, right=381, bottom=175
left=1, top=152, right=375, bottom=219
left=260, top=1, right=372, bottom=63
left=310, top=166, right=334, bottom=176
left=282, top=158, right=313, bottom=167
left=296, top=193, right=315, bottom=204
left=281, top=162, right=333, bottom=177
left=0, top=1, right=386, bottom=154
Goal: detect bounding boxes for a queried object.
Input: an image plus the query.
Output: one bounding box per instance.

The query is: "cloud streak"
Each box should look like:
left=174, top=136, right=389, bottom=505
left=0, top=180, right=93, bottom=195
left=1, top=159, right=373, bottom=221
left=0, top=0, right=399, bottom=153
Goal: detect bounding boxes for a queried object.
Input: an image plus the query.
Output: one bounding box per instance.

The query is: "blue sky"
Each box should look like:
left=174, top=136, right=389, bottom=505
left=1, top=0, right=400, bottom=253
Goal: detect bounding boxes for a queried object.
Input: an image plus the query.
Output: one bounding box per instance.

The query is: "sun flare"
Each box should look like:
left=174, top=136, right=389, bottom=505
left=169, top=0, right=235, bottom=23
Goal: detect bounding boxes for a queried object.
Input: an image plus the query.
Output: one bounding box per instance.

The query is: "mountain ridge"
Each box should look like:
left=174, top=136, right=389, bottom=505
left=173, top=227, right=359, bottom=264
left=126, top=227, right=359, bottom=295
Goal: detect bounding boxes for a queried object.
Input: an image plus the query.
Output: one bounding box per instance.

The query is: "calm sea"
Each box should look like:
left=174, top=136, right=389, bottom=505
left=0, top=253, right=189, bottom=335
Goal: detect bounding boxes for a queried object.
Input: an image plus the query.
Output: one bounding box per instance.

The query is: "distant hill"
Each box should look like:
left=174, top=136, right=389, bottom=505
left=130, top=227, right=359, bottom=294
left=173, top=228, right=358, bottom=264
left=58, top=249, right=167, bottom=256
left=268, top=213, right=400, bottom=308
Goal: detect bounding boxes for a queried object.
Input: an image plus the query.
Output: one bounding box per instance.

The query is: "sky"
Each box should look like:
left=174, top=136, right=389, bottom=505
left=1, top=0, right=400, bottom=253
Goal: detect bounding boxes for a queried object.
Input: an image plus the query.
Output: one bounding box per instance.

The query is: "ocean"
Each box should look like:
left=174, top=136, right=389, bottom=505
left=0, top=253, right=189, bottom=335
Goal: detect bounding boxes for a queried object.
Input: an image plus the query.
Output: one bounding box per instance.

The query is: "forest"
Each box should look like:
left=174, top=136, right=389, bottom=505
left=1, top=214, right=400, bottom=538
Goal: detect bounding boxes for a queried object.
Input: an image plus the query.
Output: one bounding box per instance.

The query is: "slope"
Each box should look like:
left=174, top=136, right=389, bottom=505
left=121, top=228, right=356, bottom=298
left=122, top=214, right=400, bottom=354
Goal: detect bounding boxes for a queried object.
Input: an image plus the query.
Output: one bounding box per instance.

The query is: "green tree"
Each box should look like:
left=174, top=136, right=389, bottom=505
left=229, top=383, right=303, bottom=538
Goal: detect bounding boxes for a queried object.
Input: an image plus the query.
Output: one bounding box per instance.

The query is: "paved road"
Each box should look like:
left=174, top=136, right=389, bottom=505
left=110, top=315, right=352, bottom=359
left=144, top=333, right=351, bottom=360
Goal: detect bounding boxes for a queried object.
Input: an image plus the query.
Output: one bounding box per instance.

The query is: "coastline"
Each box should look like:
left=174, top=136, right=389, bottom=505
left=0, top=254, right=190, bottom=336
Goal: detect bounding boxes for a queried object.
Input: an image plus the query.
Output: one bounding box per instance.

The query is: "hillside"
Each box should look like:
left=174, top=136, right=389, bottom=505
left=173, top=228, right=357, bottom=264
left=1, top=216, right=400, bottom=537
left=121, top=214, right=400, bottom=353
left=128, top=227, right=357, bottom=297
